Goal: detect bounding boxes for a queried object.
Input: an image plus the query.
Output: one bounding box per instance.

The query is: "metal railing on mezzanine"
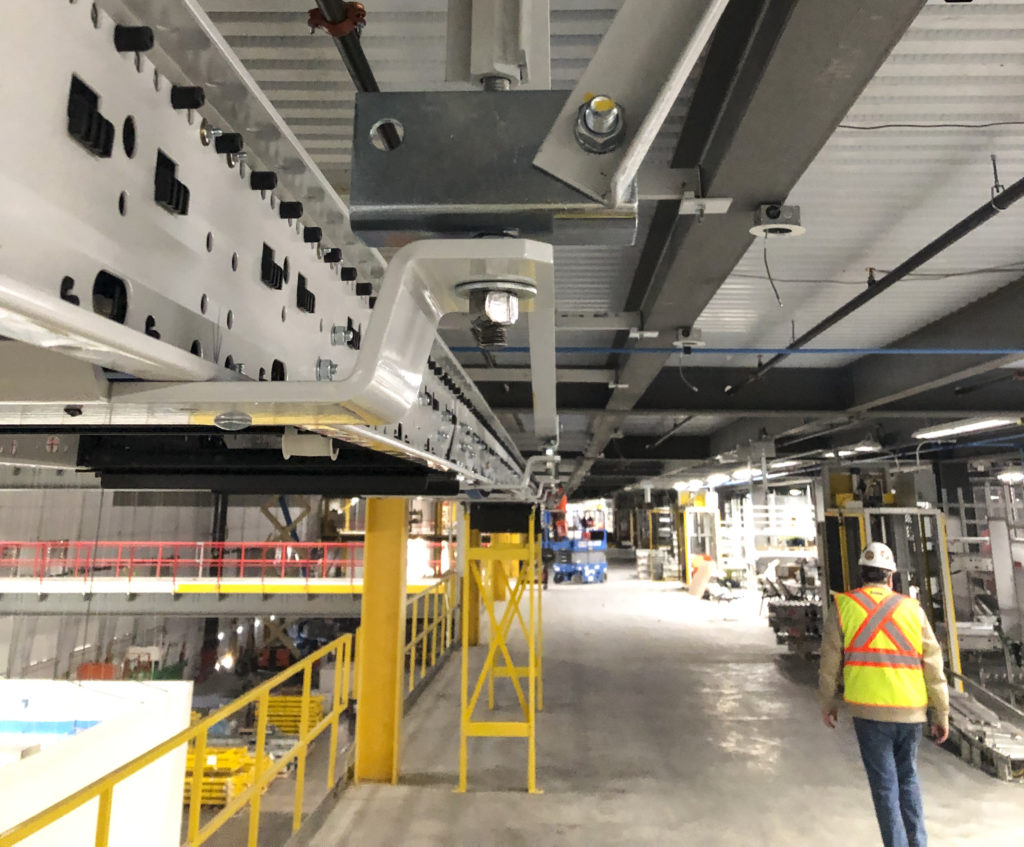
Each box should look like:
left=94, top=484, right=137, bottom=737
left=0, top=539, right=452, bottom=593
left=0, top=634, right=354, bottom=847
left=404, top=571, right=459, bottom=698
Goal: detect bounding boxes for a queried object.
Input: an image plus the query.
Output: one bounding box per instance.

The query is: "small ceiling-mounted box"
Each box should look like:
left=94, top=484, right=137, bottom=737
left=750, top=204, right=805, bottom=238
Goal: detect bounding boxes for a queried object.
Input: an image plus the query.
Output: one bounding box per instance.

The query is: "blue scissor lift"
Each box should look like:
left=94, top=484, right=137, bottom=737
left=542, top=511, right=608, bottom=584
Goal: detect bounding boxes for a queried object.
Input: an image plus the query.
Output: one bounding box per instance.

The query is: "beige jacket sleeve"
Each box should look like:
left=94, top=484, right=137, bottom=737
left=920, top=608, right=950, bottom=728
left=818, top=598, right=844, bottom=710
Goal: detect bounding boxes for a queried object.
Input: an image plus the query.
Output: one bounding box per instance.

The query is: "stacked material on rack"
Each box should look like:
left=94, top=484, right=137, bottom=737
left=949, top=688, right=1024, bottom=782
left=262, top=694, right=325, bottom=736
left=635, top=549, right=678, bottom=581
left=184, top=746, right=268, bottom=806
left=767, top=599, right=822, bottom=651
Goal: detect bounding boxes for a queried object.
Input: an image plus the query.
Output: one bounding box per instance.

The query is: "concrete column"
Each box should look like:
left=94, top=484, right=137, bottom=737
left=6, top=616, right=37, bottom=678
left=354, top=498, right=408, bottom=784
left=53, top=616, right=79, bottom=679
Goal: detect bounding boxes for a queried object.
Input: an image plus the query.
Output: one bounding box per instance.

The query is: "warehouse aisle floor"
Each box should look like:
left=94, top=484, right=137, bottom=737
left=307, top=567, right=1024, bottom=847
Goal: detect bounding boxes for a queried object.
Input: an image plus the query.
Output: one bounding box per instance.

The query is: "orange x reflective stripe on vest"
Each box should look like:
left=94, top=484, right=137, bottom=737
left=835, top=587, right=927, bottom=709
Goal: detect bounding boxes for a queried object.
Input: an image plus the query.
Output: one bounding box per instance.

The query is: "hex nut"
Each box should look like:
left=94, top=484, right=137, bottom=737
left=574, top=97, right=625, bottom=154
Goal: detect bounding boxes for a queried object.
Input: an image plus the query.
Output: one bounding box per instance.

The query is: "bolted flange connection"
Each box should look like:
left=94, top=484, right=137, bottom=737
left=575, top=95, right=625, bottom=154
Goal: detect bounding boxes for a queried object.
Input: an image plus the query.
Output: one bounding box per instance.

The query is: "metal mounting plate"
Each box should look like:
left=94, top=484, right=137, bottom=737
left=350, top=91, right=637, bottom=247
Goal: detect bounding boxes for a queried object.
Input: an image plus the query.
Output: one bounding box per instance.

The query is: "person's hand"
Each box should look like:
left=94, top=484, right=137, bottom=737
left=930, top=723, right=949, bottom=744
left=823, top=707, right=838, bottom=729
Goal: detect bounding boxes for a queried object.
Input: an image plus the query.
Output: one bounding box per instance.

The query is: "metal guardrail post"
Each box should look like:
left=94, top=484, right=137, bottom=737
left=327, top=638, right=346, bottom=789
left=293, top=665, right=312, bottom=833
left=187, top=727, right=207, bottom=843
left=94, top=787, right=113, bottom=847
left=247, top=690, right=269, bottom=847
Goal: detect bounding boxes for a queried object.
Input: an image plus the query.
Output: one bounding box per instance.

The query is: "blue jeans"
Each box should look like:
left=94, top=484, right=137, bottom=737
left=853, top=718, right=927, bottom=847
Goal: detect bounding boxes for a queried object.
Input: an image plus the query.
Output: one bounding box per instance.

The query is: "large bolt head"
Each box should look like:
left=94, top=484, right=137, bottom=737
left=584, top=96, right=620, bottom=134
left=575, top=95, right=625, bottom=154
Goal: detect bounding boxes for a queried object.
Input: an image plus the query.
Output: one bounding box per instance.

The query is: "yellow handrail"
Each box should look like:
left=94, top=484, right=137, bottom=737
left=0, top=633, right=354, bottom=847
left=404, top=571, right=457, bottom=695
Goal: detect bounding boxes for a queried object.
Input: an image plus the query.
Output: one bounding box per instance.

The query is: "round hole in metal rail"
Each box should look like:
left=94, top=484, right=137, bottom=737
left=117, top=191, right=127, bottom=216
left=368, top=118, right=404, bottom=151
left=226, top=310, right=234, bottom=330
left=231, top=252, right=238, bottom=272
left=122, top=116, right=136, bottom=158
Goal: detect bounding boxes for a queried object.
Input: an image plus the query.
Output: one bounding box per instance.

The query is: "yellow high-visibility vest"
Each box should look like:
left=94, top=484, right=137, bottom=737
left=834, top=585, right=927, bottom=709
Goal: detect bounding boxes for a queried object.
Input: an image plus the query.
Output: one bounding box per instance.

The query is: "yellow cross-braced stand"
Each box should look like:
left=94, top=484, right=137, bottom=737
left=457, top=512, right=543, bottom=793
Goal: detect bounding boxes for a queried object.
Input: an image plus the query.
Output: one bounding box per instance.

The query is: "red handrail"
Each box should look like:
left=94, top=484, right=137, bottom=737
left=0, top=539, right=455, bottom=584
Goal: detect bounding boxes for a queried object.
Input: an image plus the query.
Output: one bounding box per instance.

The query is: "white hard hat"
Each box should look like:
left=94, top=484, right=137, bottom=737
left=858, top=541, right=896, bottom=571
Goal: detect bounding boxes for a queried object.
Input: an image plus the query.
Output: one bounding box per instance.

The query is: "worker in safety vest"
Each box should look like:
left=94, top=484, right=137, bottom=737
left=819, top=542, right=949, bottom=847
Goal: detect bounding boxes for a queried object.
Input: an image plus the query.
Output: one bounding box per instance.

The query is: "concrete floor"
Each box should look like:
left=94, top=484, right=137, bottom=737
left=307, top=567, right=1024, bottom=847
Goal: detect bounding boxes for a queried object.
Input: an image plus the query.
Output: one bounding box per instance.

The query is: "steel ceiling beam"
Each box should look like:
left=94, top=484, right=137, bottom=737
left=439, top=312, right=642, bottom=332
left=843, top=276, right=1024, bottom=413
left=466, top=367, right=615, bottom=384
left=567, top=0, right=926, bottom=493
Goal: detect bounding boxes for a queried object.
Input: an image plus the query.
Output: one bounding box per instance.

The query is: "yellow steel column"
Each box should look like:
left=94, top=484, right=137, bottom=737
left=467, top=528, right=481, bottom=646
left=491, top=533, right=509, bottom=602
left=354, top=497, right=408, bottom=784
left=527, top=515, right=540, bottom=793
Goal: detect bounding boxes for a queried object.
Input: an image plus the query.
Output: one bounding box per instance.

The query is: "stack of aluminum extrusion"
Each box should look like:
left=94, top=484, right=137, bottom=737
left=948, top=685, right=1024, bottom=782
left=767, top=600, right=822, bottom=653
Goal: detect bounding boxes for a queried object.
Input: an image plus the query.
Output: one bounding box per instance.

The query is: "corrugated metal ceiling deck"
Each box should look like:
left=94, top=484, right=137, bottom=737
left=696, top=0, right=1024, bottom=369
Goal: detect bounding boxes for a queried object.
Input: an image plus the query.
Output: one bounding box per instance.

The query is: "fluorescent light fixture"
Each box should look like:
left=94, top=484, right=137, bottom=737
left=998, top=470, right=1024, bottom=484
left=706, top=472, right=730, bottom=487
left=854, top=440, right=883, bottom=453
left=770, top=459, right=800, bottom=469
left=837, top=450, right=854, bottom=458
left=788, top=488, right=804, bottom=496
left=673, top=479, right=704, bottom=492
left=823, top=451, right=836, bottom=459
left=912, top=417, right=1020, bottom=440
